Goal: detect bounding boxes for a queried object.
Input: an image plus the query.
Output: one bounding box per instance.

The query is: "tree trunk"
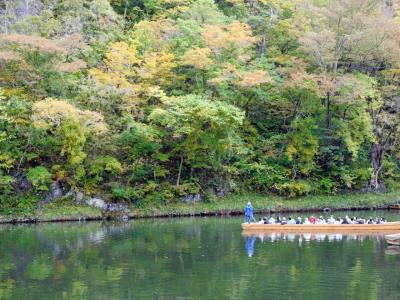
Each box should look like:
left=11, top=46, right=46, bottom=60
left=176, top=154, right=184, bottom=187
left=3, top=0, right=9, bottom=34
left=16, top=137, right=31, bottom=175
left=259, top=35, right=266, bottom=57
left=326, top=91, right=332, bottom=128
left=24, top=0, right=30, bottom=18
left=189, top=167, right=193, bottom=179
left=369, top=143, right=385, bottom=190
left=123, top=0, right=128, bottom=19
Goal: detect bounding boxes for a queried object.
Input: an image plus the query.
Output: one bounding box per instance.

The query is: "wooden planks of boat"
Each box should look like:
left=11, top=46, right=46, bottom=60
left=385, top=233, right=400, bottom=245
left=241, top=221, right=400, bottom=234
left=389, top=204, right=400, bottom=210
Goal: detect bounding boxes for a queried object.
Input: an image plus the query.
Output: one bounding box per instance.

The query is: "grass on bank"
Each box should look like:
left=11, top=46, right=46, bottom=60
left=130, top=190, right=400, bottom=217
left=1, top=191, right=400, bottom=223
left=38, top=201, right=102, bottom=221
left=0, top=197, right=102, bottom=223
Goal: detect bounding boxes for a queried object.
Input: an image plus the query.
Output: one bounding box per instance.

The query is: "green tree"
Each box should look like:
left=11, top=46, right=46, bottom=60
left=150, top=94, right=244, bottom=187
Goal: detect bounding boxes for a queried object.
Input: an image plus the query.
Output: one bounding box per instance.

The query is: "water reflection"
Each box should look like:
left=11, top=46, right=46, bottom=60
left=242, top=232, right=396, bottom=258
left=1, top=216, right=400, bottom=300
left=385, top=246, right=400, bottom=255
left=243, top=232, right=387, bottom=243
left=245, top=236, right=256, bottom=257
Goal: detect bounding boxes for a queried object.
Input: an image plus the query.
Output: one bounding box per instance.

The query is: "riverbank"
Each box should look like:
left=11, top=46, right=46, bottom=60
left=1, top=191, right=400, bottom=224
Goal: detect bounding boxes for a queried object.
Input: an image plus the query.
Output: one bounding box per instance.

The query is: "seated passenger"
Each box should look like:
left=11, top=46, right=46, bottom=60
left=287, top=217, right=296, bottom=224
left=328, top=215, right=335, bottom=224
left=381, top=218, right=387, bottom=224
left=296, top=217, right=303, bottom=224
left=268, top=216, right=275, bottom=224
left=357, top=218, right=365, bottom=224
left=281, top=217, right=287, bottom=225
left=341, top=216, right=350, bottom=224
left=309, top=216, right=316, bottom=224
left=334, top=218, right=341, bottom=224
left=303, top=218, right=311, bottom=224
left=317, top=216, right=326, bottom=224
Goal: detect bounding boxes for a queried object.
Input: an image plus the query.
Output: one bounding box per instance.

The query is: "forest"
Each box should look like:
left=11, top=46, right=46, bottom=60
left=1, top=0, right=400, bottom=208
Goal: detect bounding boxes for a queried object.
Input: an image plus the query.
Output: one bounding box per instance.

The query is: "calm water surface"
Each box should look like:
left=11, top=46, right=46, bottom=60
left=0, top=211, right=399, bottom=300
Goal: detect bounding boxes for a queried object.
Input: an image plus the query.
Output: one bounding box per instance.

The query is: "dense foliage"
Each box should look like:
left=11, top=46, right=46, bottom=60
left=1, top=0, right=400, bottom=205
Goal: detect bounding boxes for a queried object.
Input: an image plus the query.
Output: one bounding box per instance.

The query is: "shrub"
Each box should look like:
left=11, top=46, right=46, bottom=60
left=0, top=194, right=39, bottom=215
left=317, top=177, right=337, bottom=194
left=235, top=161, right=287, bottom=192
left=160, top=183, right=175, bottom=203
left=111, top=184, right=141, bottom=202
left=203, top=188, right=218, bottom=203
left=26, top=166, right=52, bottom=191
left=143, top=191, right=166, bottom=207
left=0, top=172, right=15, bottom=194
left=89, top=156, right=123, bottom=180
left=279, top=180, right=312, bottom=198
left=174, top=181, right=200, bottom=196
left=384, top=178, right=400, bottom=192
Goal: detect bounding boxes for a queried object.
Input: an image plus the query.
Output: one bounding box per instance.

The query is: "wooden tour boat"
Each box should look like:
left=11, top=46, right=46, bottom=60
left=242, top=221, right=400, bottom=234
left=389, top=204, right=400, bottom=210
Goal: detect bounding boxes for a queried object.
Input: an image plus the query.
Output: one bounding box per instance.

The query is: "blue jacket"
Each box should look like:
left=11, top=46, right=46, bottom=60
left=245, top=204, right=253, bottom=217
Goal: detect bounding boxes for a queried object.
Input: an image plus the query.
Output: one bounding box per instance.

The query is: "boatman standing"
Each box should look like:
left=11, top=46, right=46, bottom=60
left=244, top=201, right=256, bottom=223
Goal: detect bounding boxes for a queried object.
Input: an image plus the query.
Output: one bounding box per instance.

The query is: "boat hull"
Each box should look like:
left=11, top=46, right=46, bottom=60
left=242, top=221, right=400, bottom=234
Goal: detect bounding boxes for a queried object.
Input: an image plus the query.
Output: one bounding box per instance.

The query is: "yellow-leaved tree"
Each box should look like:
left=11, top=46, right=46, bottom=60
left=181, top=47, right=213, bottom=70
left=31, top=98, right=107, bottom=136
left=203, top=21, right=256, bottom=56
left=31, top=98, right=108, bottom=187
left=88, top=41, right=178, bottom=118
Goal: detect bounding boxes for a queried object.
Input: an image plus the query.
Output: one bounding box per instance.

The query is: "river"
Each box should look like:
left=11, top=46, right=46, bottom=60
left=0, top=211, right=399, bottom=299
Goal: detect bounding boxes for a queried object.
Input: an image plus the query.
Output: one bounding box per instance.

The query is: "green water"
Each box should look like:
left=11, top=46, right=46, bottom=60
left=0, top=211, right=400, bottom=300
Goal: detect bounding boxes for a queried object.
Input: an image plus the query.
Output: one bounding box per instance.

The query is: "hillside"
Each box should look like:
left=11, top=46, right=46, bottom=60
left=1, top=0, right=400, bottom=212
